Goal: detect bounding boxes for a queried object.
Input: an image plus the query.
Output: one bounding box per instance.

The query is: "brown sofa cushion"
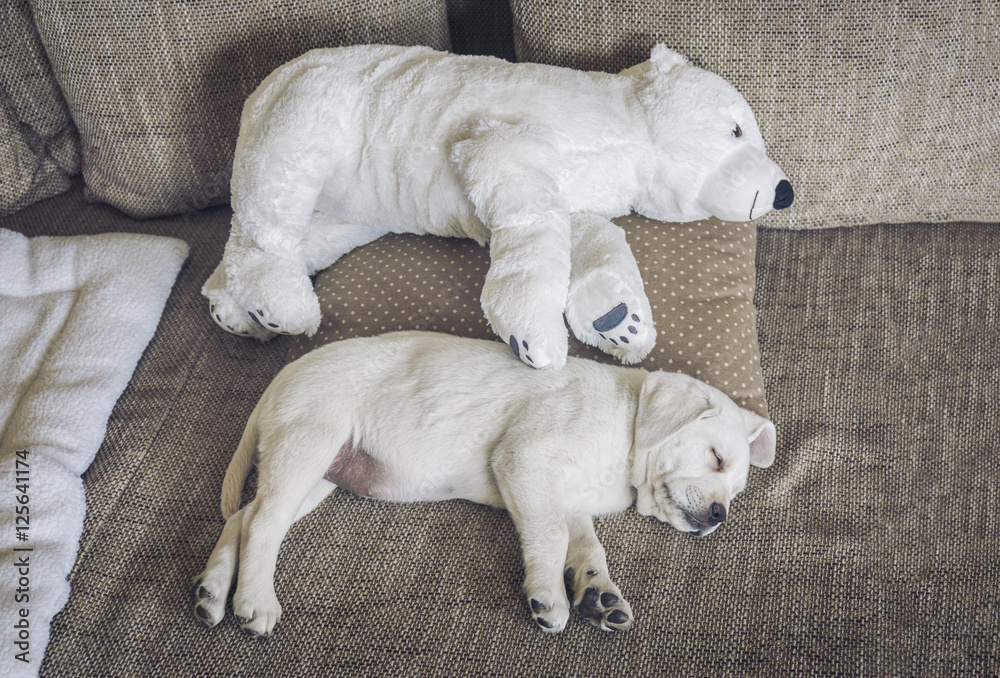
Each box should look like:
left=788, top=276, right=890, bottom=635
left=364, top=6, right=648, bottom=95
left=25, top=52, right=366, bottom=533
left=288, top=216, right=769, bottom=417
left=29, top=0, right=451, bottom=219
left=0, top=0, right=80, bottom=217
left=510, top=0, right=1000, bottom=230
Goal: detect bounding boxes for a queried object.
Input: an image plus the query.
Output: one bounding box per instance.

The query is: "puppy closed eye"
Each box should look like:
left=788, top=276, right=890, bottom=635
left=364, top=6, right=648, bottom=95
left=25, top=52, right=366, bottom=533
left=711, top=447, right=724, bottom=471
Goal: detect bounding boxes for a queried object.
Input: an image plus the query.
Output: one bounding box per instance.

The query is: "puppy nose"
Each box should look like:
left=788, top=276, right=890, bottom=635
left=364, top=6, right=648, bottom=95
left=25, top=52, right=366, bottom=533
left=773, top=180, right=794, bottom=210
left=708, top=502, right=727, bottom=525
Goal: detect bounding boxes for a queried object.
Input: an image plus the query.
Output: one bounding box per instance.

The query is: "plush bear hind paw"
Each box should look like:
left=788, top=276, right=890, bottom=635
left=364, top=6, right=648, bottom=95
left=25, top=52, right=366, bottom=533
left=591, top=302, right=653, bottom=363
left=202, top=253, right=321, bottom=340
left=203, top=262, right=272, bottom=340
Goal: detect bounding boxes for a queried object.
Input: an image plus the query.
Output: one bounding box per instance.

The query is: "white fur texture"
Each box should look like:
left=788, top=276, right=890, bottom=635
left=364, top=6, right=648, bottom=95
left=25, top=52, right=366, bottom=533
left=191, top=332, right=776, bottom=636
left=203, top=44, right=791, bottom=368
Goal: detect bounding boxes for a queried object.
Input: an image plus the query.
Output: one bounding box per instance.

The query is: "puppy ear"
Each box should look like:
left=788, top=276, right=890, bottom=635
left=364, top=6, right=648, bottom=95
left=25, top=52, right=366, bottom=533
left=635, top=372, right=717, bottom=450
left=741, top=408, right=776, bottom=468
left=649, top=43, right=689, bottom=73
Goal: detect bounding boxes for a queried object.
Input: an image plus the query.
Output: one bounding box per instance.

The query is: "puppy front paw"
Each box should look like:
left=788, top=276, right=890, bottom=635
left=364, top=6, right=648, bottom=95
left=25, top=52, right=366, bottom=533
left=564, top=566, right=633, bottom=632
left=527, top=594, right=570, bottom=634
left=191, top=574, right=229, bottom=629
left=233, top=588, right=282, bottom=638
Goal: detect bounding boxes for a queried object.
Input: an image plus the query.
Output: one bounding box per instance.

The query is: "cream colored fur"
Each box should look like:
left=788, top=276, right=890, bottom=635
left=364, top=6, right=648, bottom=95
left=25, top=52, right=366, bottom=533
left=203, top=44, right=791, bottom=369
left=192, top=332, right=776, bottom=636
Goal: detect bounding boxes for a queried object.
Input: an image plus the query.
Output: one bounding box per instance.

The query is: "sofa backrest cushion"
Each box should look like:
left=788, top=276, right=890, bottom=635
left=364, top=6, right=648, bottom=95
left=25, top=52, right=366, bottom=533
left=510, top=0, right=1000, bottom=230
left=0, top=0, right=80, bottom=217
left=29, top=0, right=451, bottom=219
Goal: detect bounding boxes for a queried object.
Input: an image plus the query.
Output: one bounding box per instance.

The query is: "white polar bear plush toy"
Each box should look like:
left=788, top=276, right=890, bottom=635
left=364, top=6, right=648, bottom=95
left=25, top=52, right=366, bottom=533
left=204, top=43, right=793, bottom=369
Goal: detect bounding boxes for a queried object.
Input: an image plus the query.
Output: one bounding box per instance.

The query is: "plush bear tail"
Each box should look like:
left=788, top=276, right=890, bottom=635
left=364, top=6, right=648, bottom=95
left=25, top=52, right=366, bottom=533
left=220, top=403, right=261, bottom=519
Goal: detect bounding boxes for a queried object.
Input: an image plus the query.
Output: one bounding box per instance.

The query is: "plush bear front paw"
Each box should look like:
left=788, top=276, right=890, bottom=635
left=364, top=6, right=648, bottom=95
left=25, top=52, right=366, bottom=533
left=565, top=271, right=655, bottom=364
left=233, top=252, right=320, bottom=338
left=481, top=277, right=568, bottom=370
left=202, top=262, right=271, bottom=340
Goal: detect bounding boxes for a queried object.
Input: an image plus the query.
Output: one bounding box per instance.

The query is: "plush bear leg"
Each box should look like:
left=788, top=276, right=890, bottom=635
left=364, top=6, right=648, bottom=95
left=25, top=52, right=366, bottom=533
left=205, top=214, right=388, bottom=340
left=452, top=119, right=572, bottom=369
left=481, top=214, right=571, bottom=369
left=564, top=213, right=655, bottom=364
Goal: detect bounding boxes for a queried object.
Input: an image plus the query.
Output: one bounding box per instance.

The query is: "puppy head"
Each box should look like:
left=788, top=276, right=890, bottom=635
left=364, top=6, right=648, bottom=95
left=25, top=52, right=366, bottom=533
left=631, top=371, right=775, bottom=536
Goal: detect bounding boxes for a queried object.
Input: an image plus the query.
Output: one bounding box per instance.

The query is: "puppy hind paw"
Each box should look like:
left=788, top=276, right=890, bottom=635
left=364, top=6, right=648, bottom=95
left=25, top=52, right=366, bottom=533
left=527, top=595, right=569, bottom=634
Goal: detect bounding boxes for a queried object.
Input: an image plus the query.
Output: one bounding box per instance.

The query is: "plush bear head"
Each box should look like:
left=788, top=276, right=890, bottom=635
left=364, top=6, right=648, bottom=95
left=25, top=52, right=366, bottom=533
left=627, top=44, right=793, bottom=223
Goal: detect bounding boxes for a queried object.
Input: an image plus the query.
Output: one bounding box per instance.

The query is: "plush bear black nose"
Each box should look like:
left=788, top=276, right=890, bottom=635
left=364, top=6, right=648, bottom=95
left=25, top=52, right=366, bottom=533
left=773, top=180, right=794, bottom=210
left=708, top=502, right=727, bottom=526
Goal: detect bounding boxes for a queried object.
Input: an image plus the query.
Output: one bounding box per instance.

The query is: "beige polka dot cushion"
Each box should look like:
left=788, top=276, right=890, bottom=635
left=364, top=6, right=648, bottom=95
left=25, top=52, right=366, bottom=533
left=287, top=216, right=768, bottom=417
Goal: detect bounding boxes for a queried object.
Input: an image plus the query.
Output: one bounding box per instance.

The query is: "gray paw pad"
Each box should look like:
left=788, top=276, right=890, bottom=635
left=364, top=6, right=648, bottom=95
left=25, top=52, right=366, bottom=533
left=509, top=335, right=534, bottom=364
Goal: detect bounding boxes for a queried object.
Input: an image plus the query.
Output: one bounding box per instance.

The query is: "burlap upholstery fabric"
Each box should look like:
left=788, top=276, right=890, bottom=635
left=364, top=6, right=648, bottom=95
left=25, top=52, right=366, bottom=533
left=510, top=0, right=1000, bottom=230
left=28, top=0, right=451, bottom=219
left=0, top=0, right=80, bottom=217
left=3, top=181, right=997, bottom=675
left=288, top=216, right=769, bottom=416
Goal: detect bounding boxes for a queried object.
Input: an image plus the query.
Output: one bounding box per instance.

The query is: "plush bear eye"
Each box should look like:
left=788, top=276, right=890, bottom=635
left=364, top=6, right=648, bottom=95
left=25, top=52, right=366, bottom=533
left=732, top=124, right=743, bottom=139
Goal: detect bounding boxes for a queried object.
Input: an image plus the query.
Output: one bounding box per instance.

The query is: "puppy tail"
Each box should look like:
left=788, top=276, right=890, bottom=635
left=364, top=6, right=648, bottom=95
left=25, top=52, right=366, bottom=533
left=220, top=402, right=261, bottom=519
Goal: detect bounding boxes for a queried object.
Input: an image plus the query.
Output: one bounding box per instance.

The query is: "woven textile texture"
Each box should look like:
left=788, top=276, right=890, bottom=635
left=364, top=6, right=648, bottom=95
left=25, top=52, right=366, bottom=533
left=0, top=0, right=79, bottom=217
left=28, top=0, right=451, bottom=219
left=288, top=216, right=769, bottom=417
left=3, top=180, right=996, bottom=675
left=510, top=0, right=1000, bottom=230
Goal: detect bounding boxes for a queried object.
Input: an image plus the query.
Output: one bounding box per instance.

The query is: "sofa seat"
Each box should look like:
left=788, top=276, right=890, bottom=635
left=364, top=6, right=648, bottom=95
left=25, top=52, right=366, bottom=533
left=3, top=180, right=996, bottom=676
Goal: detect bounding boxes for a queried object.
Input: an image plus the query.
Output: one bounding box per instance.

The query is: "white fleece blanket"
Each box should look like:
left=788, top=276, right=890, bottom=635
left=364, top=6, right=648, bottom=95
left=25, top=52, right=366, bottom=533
left=0, top=229, right=188, bottom=678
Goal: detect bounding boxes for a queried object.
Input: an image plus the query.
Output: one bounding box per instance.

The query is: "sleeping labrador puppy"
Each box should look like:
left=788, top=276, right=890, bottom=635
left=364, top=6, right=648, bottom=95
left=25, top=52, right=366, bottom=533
left=192, top=331, right=775, bottom=636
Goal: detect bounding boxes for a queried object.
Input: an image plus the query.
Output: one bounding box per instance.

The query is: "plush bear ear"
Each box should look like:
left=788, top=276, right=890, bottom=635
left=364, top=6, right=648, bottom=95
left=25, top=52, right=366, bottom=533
left=650, top=43, right=689, bottom=73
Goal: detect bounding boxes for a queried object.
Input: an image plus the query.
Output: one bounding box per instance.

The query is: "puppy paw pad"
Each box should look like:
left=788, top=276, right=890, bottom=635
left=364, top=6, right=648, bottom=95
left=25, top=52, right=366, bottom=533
left=606, top=610, right=630, bottom=625
left=572, top=578, right=633, bottom=632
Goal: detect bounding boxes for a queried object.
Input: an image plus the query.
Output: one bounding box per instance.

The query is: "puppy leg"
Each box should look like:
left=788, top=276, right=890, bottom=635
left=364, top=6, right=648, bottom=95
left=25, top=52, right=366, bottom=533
left=565, top=213, right=655, bottom=364
left=192, top=507, right=245, bottom=627
left=563, top=512, right=633, bottom=632
left=492, top=451, right=571, bottom=633
left=231, top=439, right=343, bottom=637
